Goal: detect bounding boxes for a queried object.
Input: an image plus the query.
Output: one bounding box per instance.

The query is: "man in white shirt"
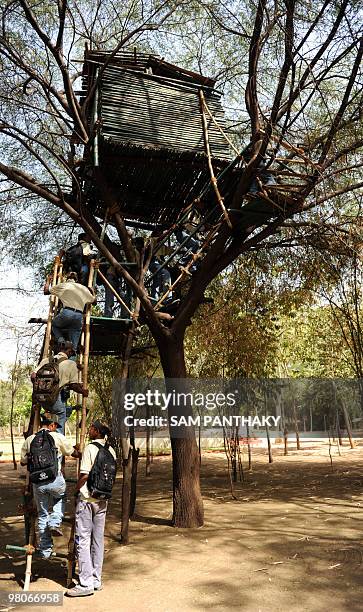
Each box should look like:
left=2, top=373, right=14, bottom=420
left=66, top=421, right=117, bottom=597
left=20, top=418, right=81, bottom=558
left=32, top=341, right=88, bottom=433
left=44, top=271, right=96, bottom=353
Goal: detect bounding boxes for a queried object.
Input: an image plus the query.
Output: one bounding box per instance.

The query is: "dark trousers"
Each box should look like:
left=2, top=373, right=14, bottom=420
left=104, top=271, right=131, bottom=318
left=149, top=258, right=172, bottom=301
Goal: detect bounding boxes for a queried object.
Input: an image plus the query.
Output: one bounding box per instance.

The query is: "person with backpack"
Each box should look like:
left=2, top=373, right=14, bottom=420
left=66, top=420, right=117, bottom=597
left=60, top=233, right=95, bottom=286
left=20, top=417, right=81, bottom=559
left=32, top=341, right=88, bottom=433
left=43, top=271, right=96, bottom=354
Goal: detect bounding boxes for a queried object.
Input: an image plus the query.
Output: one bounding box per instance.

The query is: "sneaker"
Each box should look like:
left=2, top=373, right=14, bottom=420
left=50, top=527, right=63, bottom=537
left=34, top=550, right=56, bottom=560
left=94, top=584, right=103, bottom=591
left=66, top=585, right=94, bottom=597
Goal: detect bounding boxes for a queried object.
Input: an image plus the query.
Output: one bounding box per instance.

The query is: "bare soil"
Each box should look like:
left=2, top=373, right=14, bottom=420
left=1, top=441, right=363, bottom=612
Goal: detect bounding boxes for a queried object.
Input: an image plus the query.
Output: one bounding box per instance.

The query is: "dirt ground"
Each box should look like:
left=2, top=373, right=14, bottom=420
left=1, top=440, right=363, bottom=612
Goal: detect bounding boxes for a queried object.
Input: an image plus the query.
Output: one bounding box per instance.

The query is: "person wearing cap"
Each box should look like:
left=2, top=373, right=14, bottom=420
left=20, top=418, right=81, bottom=559
left=44, top=271, right=96, bottom=354
left=31, top=341, right=88, bottom=434
left=77, top=233, right=96, bottom=285
left=59, top=233, right=96, bottom=286
left=66, top=421, right=116, bottom=597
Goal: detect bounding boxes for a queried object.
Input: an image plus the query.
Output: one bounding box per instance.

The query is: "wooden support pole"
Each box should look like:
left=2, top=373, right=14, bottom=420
left=201, top=96, right=241, bottom=158
left=199, top=90, right=232, bottom=229
left=129, top=447, right=140, bottom=519
left=79, top=260, right=95, bottom=454
left=24, top=551, right=33, bottom=591
left=22, top=466, right=37, bottom=591
left=120, top=447, right=133, bottom=545
left=76, top=333, right=83, bottom=447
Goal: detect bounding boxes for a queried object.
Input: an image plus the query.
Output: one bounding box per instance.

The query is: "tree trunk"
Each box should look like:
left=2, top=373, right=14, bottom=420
left=341, top=401, right=354, bottom=449
left=10, top=391, right=17, bottom=470
left=120, top=448, right=133, bottom=544
left=336, top=409, right=343, bottom=446
left=112, top=325, right=136, bottom=542
left=130, top=447, right=140, bottom=518
left=158, top=337, right=204, bottom=528
left=266, top=422, right=273, bottom=464
left=292, top=399, right=300, bottom=450
left=283, top=427, right=288, bottom=456
left=146, top=403, right=151, bottom=477
left=246, top=422, right=252, bottom=471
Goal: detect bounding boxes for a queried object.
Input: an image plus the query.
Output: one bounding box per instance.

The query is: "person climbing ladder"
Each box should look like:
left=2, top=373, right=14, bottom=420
left=43, top=271, right=96, bottom=354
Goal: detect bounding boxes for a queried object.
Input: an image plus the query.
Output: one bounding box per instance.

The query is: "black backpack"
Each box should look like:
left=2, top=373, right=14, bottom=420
left=28, top=430, right=59, bottom=485
left=63, top=243, right=83, bottom=275
left=87, top=442, right=117, bottom=500
left=32, top=356, right=67, bottom=409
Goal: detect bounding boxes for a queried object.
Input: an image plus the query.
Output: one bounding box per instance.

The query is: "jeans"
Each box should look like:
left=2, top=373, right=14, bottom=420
left=75, top=499, right=108, bottom=590
left=80, top=263, right=90, bottom=286
left=149, top=258, right=172, bottom=301
left=104, top=271, right=131, bottom=318
left=49, top=393, right=66, bottom=434
left=33, top=473, right=66, bottom=558
left=52, top=308, right=83, bottom=352
left=49, top=392, right=74, bottom=434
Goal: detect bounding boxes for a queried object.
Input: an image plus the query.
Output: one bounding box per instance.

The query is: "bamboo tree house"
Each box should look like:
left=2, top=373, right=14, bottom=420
left=80, top=50, right=304, bottom=230
left=80, top=50, right=241, bottom=226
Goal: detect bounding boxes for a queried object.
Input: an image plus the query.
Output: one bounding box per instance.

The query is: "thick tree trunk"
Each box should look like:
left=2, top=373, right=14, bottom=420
left=157, top=336, right=204, bottom=528
left=171, top=435, right=204, bottom=527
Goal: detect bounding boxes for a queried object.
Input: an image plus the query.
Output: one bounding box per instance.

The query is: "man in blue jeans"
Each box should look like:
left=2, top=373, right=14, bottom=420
left=32, top=341, right=89, bottom=433
left=44, top=271, right=96, bottom=354
left=20, top=418, right=81, bottom=558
